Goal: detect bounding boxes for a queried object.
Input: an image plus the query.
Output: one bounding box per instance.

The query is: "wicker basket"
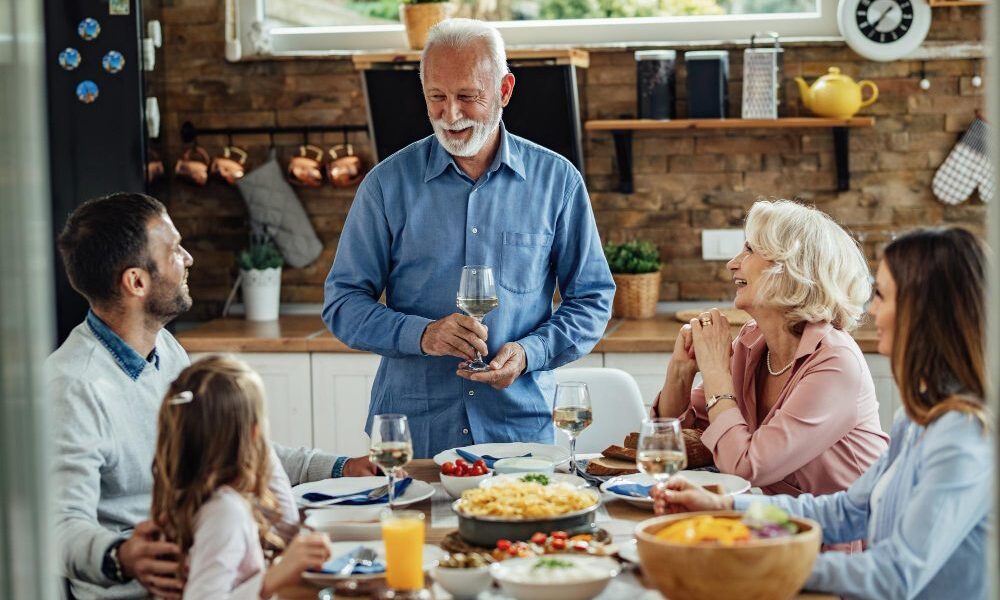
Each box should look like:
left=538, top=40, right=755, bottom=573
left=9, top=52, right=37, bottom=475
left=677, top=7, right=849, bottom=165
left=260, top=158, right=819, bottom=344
left=399, top=2, right=452, bottom=50
left=612, top=271, right=661, bottom=319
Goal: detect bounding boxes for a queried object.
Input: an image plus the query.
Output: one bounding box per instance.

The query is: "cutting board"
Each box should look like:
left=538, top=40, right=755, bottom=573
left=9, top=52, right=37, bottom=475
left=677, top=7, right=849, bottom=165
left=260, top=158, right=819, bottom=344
left=675, top=308, right=752, bottom=325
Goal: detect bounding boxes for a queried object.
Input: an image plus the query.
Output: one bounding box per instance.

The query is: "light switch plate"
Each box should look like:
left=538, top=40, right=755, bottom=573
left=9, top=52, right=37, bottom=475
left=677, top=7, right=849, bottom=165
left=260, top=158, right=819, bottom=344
left=702, top=229, right=745, bottom=261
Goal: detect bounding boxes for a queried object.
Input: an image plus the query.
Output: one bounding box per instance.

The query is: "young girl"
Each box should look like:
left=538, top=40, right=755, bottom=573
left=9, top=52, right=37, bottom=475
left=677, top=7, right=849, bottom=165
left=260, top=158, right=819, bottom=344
left=654, top=227, right=992, bottom=600
left=151, top=355, right=332, bottom=599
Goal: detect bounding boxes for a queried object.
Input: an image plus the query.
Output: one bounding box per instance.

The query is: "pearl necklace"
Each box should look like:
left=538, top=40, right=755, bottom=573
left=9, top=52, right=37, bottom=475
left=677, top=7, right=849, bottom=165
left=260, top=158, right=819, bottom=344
left=766, top=350, right=795, bottom=376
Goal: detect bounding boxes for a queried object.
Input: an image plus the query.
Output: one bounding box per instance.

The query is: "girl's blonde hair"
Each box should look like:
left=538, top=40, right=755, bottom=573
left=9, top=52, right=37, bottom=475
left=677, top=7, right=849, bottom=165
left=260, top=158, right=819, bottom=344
left=151, top=355, right=284, bottom=577
left=744, top=200, right=871, bottom=333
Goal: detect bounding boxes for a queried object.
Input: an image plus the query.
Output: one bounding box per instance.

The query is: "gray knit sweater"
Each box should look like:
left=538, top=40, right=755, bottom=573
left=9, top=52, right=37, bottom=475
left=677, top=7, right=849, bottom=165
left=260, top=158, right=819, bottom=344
left=48, top=316, right=342, bottom=599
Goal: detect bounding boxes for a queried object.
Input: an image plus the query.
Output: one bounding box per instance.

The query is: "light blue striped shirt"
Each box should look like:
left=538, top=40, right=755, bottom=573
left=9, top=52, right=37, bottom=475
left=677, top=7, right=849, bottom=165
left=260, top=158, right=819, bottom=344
left=735, top=409, right=992, bottom=600
left=323, top=123, right=615, bottom=457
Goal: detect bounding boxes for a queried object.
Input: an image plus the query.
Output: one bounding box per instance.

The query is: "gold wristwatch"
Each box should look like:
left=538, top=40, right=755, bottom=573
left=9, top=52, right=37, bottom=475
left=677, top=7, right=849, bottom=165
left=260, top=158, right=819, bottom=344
left=705, top=393, right=736, bottom=412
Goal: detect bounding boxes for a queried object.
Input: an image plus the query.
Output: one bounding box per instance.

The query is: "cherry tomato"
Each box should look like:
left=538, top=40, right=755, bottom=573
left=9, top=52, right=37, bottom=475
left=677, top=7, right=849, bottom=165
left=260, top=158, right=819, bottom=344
left=572, top=541, right=589, bottom=552
left=551, top=538, right=566, bottom=550
left=474, top=465, right=488, bottom=476
left=455, top=458, right=467, bottom=468
left=473, top=459, right=487, bottom=470
left=551, top=531, right=569, bottom=540
left=455, top=465, right=467, bottom=477
left=496, top=539, right=512, bottom=551
left=530, top=532, right=547, bottom=545
left=441, top=462, right=455, bottom=475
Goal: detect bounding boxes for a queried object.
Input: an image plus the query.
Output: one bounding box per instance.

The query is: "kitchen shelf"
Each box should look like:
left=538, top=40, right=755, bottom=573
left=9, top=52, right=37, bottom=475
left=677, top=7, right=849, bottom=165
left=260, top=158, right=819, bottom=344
left=353, top=48, right=589, bottom=70
left=584, top=117, right=875, bottom=193
left=928, top=0, right=987, bottom=6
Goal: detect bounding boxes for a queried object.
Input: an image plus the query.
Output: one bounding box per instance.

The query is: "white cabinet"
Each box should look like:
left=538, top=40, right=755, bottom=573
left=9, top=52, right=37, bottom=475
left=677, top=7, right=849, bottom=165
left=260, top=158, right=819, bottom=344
left=310, top=354, right=382, bottom=457
left=604, top=352, right=671, bottom=408
left=865, top=353, right=900, bottom=434
left=189, top=352, right=313, bottom=449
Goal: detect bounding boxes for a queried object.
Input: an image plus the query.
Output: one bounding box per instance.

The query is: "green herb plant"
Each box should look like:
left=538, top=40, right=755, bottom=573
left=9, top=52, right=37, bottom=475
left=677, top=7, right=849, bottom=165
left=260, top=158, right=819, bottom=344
left=603, top=240, right=661, bottom=274
left=238, top=229, right=283, bottom=271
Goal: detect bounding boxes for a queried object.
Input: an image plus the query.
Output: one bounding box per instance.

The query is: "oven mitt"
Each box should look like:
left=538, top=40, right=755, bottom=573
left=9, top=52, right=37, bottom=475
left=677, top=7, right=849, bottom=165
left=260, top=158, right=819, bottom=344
left=236, top=149, right=323, bottom=268
left=933, top=118, right=993, bottom=205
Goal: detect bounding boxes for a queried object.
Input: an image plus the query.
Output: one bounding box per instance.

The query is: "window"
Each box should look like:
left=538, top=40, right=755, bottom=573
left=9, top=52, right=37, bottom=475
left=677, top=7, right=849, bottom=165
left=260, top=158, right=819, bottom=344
left=237, top=0, right=839, bottom=54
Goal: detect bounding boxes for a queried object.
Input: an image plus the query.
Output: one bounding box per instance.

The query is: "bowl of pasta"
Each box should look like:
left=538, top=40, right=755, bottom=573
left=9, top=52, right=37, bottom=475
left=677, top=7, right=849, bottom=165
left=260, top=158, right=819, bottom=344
left=634, top=508, right=820, bottom=600
left=452, top=481, right=601, bottom=547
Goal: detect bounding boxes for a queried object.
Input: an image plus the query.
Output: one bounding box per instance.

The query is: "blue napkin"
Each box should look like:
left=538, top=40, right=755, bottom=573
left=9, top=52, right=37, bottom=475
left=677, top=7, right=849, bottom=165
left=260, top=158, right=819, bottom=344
left=302, top=478, right=413, bottom=505
left=316, top=545, right=386, bottom=575
left=607, top=483, right=654, bottom=498
left=454, top=448, right=532, bottom=469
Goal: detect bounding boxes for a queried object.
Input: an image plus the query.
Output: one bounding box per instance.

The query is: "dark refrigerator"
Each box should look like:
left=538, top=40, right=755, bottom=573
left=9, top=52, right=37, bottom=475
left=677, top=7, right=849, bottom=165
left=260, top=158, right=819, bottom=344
left=43, top=0, right=151, bottom=343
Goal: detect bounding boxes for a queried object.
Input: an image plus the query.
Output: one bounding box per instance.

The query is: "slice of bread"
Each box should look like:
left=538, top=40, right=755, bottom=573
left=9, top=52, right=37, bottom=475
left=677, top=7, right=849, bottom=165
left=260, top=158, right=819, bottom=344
left=621, top=429, right=714, bottom=469
left=601, top=445, right=636, bottom=462
left=585, top=456, right=639, bottom=476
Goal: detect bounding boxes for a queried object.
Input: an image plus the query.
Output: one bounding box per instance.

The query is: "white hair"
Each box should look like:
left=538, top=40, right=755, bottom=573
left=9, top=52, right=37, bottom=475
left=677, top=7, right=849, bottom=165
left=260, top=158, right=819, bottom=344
left=745, top=200, right=871, bottom=332
left=419, top=18, right=509, bottom=91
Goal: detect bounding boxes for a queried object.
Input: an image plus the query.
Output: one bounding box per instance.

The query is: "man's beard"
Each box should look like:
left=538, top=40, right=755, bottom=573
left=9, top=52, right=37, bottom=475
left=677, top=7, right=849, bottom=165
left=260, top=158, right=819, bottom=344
left=146, top=270, right=192, bottom=323
left=431, top=98, right=503, bottom=158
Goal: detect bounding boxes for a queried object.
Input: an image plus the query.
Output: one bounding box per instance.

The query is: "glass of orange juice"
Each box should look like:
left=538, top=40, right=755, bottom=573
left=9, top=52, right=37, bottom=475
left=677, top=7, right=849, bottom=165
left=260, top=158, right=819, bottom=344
left=380, top=509, right=427, bottom=595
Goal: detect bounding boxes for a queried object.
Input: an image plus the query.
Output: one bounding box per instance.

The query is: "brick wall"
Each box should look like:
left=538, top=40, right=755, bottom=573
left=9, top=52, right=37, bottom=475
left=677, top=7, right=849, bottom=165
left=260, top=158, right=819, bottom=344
left=149, top=2, right=986, bottom=318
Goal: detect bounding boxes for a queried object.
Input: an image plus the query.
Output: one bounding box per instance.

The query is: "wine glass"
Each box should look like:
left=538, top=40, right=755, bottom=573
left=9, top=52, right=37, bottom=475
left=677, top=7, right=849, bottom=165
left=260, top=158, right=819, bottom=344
left=457, top=265, right=499, bottom=372
left=553, top=381, right=593, bottom=475
left=369, top=414, right=413, bottom=508
left=636, top=418, right=687, bottom=489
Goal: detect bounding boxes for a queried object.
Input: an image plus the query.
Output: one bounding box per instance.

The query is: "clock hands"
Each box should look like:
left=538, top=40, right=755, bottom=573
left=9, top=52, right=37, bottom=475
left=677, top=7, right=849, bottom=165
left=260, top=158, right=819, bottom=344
left=871, top=5, right=895, bottom=30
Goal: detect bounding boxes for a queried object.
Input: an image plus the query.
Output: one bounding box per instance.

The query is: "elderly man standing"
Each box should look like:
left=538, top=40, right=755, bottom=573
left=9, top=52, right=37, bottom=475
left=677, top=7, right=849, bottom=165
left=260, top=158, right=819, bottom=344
left=323, top=19, right=615, bottom=457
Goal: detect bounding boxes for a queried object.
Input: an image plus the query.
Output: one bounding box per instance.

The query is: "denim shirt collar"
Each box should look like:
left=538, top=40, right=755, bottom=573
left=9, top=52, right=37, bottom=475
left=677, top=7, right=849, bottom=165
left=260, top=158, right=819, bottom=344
left=86, top=310, right=160, bottom=381
left=424, top=121, right=527, bottom=183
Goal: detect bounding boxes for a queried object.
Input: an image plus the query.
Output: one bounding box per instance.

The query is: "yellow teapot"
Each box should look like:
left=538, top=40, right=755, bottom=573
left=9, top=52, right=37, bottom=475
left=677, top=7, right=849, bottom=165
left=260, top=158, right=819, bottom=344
left=794, top=67, right=878, bottom=119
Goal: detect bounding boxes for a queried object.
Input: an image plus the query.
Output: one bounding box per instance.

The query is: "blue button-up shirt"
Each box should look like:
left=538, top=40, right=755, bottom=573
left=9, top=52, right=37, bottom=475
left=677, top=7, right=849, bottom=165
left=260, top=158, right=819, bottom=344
left=735, top=409, right=992, bottom=600
left=86, top=310, right=160, bottom=380
left=323, top=124, right=615, bottom=457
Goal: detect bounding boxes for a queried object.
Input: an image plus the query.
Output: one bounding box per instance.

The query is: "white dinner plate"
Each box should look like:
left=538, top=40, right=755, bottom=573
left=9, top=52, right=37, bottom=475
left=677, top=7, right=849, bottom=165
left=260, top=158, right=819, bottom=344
left=433, top=443, right=571, bottom=467
left=480, top=472, right=590, bottom=489
left=293, top=476, right=435, bottom=509
left=302, top=541, right=447, bottom=584
left=600, top=471, right=750, bottom=509
left=617, top=539, right=640, bottom=564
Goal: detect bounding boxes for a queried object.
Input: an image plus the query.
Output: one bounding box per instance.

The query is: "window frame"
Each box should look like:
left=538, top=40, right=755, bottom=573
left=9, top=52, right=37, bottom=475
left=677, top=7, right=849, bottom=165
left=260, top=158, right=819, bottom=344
left=236, top=0, right=841, bottom=55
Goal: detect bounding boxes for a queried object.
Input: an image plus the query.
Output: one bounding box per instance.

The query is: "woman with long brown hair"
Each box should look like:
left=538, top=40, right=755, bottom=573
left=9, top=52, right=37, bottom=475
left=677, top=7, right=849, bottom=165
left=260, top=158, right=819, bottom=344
left=653, top=227, right=992, bottom=600
left=151, top=355, right=332, bottom=599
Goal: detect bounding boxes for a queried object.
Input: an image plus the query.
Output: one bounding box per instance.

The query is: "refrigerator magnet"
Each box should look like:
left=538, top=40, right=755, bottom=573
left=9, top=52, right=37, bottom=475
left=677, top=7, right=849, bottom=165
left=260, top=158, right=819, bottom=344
left=109, top=0, right=130, bottom=15
left=59, top=48, right=81, bottom=71
left=78, top=18, right=101, bottom=41
left=76, top=80, right=99, bottom=104
left=102, top=51, right=125, bottom=74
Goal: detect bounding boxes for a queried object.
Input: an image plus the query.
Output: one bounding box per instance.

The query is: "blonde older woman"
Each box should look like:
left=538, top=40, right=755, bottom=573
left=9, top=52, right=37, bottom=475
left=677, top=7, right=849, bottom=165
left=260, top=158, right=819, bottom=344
left=654, top=200, right=888, bottom=496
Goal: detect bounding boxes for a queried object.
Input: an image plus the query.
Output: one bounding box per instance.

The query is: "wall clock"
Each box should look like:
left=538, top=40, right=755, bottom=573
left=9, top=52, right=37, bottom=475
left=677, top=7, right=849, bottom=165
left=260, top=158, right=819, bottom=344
left=838, top=0, right=932, bottom=61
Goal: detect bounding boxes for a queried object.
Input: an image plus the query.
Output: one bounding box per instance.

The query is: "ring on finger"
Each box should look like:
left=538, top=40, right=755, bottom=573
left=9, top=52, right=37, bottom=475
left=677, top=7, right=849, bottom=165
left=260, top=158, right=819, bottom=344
left=699, top=316, right=712, bottom=326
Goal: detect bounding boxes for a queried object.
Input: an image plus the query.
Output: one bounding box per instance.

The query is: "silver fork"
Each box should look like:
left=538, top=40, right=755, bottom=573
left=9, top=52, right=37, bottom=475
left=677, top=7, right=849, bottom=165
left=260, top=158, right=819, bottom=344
left=338, top=546, right=379, bottom=576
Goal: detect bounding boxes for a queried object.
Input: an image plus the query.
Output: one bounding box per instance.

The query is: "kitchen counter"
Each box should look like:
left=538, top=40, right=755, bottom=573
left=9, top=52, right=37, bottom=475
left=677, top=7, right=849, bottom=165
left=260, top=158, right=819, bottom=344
left=176, top=314, right=880, bottom=354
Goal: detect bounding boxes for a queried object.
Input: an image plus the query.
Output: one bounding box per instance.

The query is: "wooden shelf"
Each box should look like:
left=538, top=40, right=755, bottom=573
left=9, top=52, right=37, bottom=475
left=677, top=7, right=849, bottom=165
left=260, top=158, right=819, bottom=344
left=928, top=0, right=986, bottom=6
left=585, top=117, right=876, bottom=194
left=585, top=117, right=875, bottom=131
left=353, top=48, right=589, bottom=70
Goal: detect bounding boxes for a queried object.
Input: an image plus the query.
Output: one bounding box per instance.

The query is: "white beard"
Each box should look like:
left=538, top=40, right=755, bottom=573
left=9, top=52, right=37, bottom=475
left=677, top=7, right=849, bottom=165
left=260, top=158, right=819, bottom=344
left=431, top=100, right=503, bottom=158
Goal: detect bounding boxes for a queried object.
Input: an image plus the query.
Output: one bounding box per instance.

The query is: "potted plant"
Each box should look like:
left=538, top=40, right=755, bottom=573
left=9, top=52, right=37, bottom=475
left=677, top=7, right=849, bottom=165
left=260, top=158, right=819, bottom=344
left=604, top=240, right=662, bottom=319
left=238, top=231, right=284, bottom=322
left=400, top=0, right=453, bottom=50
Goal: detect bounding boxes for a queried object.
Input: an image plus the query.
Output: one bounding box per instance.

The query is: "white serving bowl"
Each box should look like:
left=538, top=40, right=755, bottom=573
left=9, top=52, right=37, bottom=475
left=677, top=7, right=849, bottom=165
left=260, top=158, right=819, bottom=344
left=492, top=457, right=555, bottom=476
left=432, top=564, right=492, bottom=599
left=303, top=506, right=383, bottom=541
left=440, top=471, right=493, bottom=499
left=489, top=555, right=620, bottom=600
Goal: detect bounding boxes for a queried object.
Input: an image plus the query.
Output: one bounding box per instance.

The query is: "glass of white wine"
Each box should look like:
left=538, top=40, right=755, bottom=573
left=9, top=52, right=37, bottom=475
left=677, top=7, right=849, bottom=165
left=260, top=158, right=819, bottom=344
left=369, top=414, right=413, bottom=508
left=457, top=265, right=499, bottom=372
left=636, top=418, right=687, bottom=489
left=553, top=381, right=593, bottom=475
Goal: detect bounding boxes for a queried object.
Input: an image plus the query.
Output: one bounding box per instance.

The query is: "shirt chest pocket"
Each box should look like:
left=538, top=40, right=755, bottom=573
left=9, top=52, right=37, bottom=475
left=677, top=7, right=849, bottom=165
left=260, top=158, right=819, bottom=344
left=499, top=231, right=553, bottom=293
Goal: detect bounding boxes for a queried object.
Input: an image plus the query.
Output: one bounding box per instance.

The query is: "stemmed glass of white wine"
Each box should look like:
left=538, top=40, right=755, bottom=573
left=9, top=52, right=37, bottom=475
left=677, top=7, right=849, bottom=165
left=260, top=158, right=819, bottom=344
left=369, top=414, right=413, bottom=508
left=553, top=381, right=593, bottom=475
left=636, top=418, right=687, bottom=490
left=457, top=265, right=499, bottom=372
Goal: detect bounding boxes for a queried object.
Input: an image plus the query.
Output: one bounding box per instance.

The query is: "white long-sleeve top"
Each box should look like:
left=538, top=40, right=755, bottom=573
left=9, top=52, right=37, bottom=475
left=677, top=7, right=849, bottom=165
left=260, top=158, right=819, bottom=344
left=184, top=450, right=298, bottom=600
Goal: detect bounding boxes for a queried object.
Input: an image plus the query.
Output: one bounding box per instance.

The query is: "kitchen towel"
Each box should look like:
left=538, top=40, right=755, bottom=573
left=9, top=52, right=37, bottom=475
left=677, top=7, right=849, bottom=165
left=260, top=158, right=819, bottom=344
left=237, top=149, right=323, bottom=268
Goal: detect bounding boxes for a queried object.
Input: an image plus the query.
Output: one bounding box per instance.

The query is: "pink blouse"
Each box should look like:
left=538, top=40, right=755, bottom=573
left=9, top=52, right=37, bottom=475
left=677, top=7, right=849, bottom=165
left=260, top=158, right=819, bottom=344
left=674, top=321, right=889, bottom=496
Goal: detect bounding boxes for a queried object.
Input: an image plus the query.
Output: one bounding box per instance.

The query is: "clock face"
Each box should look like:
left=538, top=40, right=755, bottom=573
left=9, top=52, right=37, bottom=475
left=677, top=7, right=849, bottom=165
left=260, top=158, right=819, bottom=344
left=855, top=0, right=913, bottom=44
left=838, top=0, right=931, bottom=61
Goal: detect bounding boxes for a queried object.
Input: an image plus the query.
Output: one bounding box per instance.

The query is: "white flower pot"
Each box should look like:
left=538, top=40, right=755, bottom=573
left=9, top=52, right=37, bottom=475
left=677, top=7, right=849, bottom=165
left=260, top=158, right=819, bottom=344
left=241, top=267, right=281, bottom=321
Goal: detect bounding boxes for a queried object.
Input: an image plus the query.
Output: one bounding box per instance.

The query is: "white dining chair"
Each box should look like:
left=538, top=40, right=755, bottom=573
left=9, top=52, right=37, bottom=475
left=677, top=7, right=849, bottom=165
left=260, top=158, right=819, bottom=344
left=553, top=367, right=648, bottom=454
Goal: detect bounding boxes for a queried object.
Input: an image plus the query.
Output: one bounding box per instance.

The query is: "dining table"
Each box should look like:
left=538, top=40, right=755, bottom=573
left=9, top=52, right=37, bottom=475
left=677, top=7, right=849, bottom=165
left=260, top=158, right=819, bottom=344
left=279, top=459, right=838, bottom=600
